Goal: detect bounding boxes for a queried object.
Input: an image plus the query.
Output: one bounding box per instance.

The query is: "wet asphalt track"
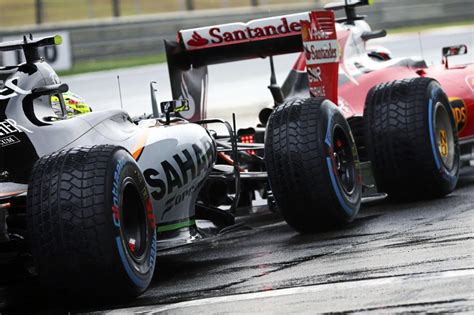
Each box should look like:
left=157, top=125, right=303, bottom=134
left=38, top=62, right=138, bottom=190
left=1, top=168, right=472, bottom=313
left=103, top=167, right=474, bottom=314
left=0, top=27, right=473, bottom=313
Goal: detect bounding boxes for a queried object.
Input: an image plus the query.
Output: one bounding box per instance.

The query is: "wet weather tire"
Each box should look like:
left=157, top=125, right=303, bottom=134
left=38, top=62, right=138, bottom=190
left=364, top=77, right=460, bottom=200
left=265, top=98, right=362, bottom=233
left=27, top=145, right=156, bottom=298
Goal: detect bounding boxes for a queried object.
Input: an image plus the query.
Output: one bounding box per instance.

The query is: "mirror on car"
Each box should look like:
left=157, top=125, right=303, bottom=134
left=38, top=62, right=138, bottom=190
left=160, top=99, right=190, bottom=114
left=442, top=44, right=468, bottom=57
left=160, top=99, right=190, bottom=125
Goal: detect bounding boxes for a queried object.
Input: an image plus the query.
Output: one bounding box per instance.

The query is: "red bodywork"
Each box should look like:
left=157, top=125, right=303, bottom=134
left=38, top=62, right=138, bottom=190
left=294, top=14, right=474, bottom=142
left=169, top=10, right=473, bottom=144
left=300, top=11, right=340, bottom=104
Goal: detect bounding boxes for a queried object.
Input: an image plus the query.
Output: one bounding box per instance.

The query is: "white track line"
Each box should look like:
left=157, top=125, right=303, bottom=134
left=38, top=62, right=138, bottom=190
left=106, top=268, right=474, bottom=314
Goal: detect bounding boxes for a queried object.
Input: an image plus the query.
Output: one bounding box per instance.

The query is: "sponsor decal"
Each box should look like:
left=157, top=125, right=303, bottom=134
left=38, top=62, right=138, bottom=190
left=308, top=66, right=322, bottom=82
left=0, top=135, right=20, bottom=147
left=439, top=129, right=448, bottom=157
left=128, top=238, right=136, bottom=253
left=302, top=11, right=339, bottom=103
left=187, top=31, right=209, bottom=47
left=164, top=183, right=199, bottom=215
left=181, top=12, right=309, bottom=50
left=310, top=85, right=326, bottom=97
left=149, top=232, right=156, bottom=268
left=144, top=137, right=215, bottom=219
left=310, top=27, right=329, bottom=40
left=0, top=119, right=33, bottom=136
left=449, top=97, right=467, bottom=132
left=304, top=40, right=339, bottom=65
left=111, top=157, right=126, bottom=228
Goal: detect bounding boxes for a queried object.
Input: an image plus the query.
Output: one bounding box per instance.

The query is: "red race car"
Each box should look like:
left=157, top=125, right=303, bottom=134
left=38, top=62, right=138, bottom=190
left=165, top=0, right=472, bottom=232
left=276, top=1, right=473, bottom=225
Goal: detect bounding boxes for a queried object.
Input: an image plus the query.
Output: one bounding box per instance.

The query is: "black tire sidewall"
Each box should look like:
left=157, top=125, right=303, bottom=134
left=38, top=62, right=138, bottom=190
left=265, top=98, right=361, bottom=232
left=320, top=101, right=362, bottom=222
left=425, top=82, right=460, bottom=193
left=105, top=148, right=156, bottom=294
left=364, top=78, right=460, bottom=200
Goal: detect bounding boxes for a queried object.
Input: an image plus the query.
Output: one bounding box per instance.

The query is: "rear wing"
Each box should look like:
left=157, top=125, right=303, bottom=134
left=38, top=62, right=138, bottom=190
left=165, top=12, right=310, bottom=121
left=165, top=11, right=338, bottom=121
left=178, top=12, right=310, bottom=65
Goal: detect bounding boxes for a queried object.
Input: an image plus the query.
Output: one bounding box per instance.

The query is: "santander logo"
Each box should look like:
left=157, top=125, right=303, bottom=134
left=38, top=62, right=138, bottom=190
left=181, top=12, right=309, bottom=50
left=187, top=31, right=209, bottom=47
left=301, top=12, right=339, bottom=66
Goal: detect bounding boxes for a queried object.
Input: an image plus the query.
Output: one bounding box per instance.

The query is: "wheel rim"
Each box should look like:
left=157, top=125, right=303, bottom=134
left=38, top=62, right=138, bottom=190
left=121, top=179, right=148, bottom=262
left=434, top=102, right=455, bottom=169
left=332, top=126, right=356, bottom=195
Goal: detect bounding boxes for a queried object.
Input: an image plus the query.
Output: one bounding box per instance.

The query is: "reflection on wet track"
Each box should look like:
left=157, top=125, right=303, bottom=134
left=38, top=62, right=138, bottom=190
left=2, top=170, right=473, bottom=313
left=0, top=27, right=473, bottom=313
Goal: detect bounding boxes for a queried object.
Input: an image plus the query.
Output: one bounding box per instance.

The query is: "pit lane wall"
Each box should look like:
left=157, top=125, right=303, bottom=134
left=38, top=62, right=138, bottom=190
left=0, top=0, right=472, bottom=69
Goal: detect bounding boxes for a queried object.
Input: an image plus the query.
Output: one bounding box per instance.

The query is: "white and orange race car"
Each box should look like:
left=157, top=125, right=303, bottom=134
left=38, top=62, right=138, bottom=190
left=0, top=0, right=471, bottom=299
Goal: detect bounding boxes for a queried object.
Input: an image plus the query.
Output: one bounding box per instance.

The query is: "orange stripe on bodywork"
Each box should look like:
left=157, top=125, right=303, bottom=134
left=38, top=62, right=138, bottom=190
left=132, top=129, right=150, bottom=161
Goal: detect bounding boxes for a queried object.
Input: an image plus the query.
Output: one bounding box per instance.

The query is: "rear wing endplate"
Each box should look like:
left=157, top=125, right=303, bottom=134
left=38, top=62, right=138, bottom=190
left=301, top=11, right=339, bottom=104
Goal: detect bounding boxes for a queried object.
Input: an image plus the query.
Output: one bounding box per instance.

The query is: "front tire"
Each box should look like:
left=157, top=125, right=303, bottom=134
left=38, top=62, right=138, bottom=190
left=27, top=145, right=156, bottom=298
left=265, top=98, right=362, bottom=233
left=364, top=77, right=460, bottom=200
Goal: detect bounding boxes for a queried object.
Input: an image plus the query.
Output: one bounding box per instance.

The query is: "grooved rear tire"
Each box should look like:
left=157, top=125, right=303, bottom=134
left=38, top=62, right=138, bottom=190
left=265, top=98, right=362, bottom=233
left=27, top=145, right=156, bottom=298
left=364, top=77, right=460, bottom=200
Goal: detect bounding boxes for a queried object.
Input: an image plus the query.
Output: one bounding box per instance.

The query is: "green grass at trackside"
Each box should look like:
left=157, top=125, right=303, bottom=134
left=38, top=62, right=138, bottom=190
left=58, top=20, right=473, bottom=76
left=388, top=20, right=473, bottom=34
left=58, top=54, right=166, bottom=76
